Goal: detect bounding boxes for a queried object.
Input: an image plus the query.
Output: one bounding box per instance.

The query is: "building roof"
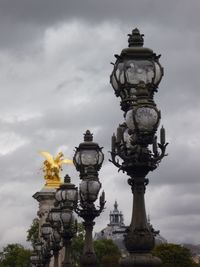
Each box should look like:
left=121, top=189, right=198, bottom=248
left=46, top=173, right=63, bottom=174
left=94, top=201, right=167, bottom=250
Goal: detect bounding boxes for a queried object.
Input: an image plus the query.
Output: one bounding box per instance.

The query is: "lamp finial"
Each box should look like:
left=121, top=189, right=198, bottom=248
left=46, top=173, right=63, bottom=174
left=128, top=28, right=144, bottom=47
left=84, top=130, right=93, bottom=141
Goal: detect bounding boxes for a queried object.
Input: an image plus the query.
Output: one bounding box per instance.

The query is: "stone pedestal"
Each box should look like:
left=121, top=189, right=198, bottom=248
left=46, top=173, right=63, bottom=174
left=33, top=187, right=56, bottom=237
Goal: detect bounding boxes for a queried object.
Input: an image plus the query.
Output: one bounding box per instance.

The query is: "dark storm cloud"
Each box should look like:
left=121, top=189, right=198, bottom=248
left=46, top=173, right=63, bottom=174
left=0, top=0, right=200, bottom=52
left=0, top=0, right=199, bottom=27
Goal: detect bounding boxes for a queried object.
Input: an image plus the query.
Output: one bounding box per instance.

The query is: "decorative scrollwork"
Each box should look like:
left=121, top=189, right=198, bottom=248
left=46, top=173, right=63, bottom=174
left=109, top=123, right=168, bottom=176
left=75, top=192, right=106, bottom=222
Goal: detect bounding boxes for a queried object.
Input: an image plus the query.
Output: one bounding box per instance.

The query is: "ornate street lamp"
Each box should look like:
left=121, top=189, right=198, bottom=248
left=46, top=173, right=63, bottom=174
left=34, top=242, right=43, bottom=265
left=30, top=241, right=44, bottom=267
left=74, top=130, right=105, bottom=267
left=110, top=28, right=168, bottom=267
left=40, top=223, right=52, bottom=267
left=54, top=175, right=78, bottom=267
left=50, top=228, right=61, bottom=267
left=30, top=252, right=42, bottom=267
left=47, top=208, right=62, bottom=267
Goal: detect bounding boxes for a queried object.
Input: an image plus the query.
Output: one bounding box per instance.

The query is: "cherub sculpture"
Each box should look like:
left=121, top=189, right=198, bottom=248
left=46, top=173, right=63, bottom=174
left=40, top=151, right=73, bottom=188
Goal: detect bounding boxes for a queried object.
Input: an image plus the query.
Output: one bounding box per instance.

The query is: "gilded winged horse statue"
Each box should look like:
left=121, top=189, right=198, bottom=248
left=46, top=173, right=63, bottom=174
left=40, top=151, right=73, bottom=188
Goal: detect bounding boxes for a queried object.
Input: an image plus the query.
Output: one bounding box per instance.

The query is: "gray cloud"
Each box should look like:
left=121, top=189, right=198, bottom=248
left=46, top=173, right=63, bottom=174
left=0, top=0, right=199, bottom=53
left=0, top=0, right=199, bottom=28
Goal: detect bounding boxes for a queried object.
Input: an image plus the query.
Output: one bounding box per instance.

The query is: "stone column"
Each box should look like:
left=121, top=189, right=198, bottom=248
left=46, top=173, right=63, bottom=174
left=33, top=187, right=56, bottom=239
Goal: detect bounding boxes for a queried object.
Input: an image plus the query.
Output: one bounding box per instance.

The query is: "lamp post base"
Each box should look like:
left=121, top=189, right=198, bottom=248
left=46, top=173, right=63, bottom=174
left=120, top=253, right=162, bottom=267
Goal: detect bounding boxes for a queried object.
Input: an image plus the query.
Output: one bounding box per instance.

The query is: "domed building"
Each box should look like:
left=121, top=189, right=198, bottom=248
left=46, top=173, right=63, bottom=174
left=94, top=201, right=167, bottom=254
left=94, top=201, right=127, bottom=253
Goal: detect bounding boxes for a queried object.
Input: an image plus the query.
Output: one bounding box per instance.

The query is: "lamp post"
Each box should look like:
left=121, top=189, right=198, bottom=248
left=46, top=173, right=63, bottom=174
left=54, top=175, right=78, bottom=267
left=47, top=207, right=62, bottom=267
left=73, top=130, right=105, bottom=267
left=41, top=223, right=52, bottom=267
left=50, top=229, right=61, bottom=267
left=30, top=252, right=42, bottom=267
left=110, top=28, right=168, bottom=267
left=33, top=241, right=44, bottom=267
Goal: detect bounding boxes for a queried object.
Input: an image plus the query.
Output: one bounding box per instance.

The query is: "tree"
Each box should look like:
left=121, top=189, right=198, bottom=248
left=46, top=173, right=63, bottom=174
left=0, top=243, right=31, bottom=267
left=26, top=218, right=121, bottom=267
left=71, top=225, right=121, bottom=267
left=94, top=239, right=121, bottom=267
left=152, top=243, right=199, bottom=267
left=26, top=218, right=39, bottom=248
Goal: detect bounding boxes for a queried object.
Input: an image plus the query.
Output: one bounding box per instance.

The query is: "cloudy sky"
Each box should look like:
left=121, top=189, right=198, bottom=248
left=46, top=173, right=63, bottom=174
left=0, top=0, right=200, bottom=249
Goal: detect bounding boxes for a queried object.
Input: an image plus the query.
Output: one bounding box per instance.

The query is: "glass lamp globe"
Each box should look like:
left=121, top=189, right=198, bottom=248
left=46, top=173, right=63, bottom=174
left=41, top=223, right=52, bottom=240
left=73, top=130, right=104, bottom=177
left=135, top=107, right=160, bottom=131
left=51, top=229, right=61, bottom=244
left=41, top=242, right=51, bottom=257
left=110, top=28, right=163, bottom=112
left=30, top=253, right=40, bottom=265
left=60, top=209, right=74, bottom=227
left=80, top=179, right=101, bottom=203
left=126, top=107, right=160, bottom=132
left=123, top=128, right=137, bottom=148
left=55, top=175, right=78, bottom=209
left=55, top=189, right=62, bottom=203
left=111, top=59, right=162, bottom=91
left=48, top=207, right=61, bottom=226
left=35, top=241, right=43, bottom=253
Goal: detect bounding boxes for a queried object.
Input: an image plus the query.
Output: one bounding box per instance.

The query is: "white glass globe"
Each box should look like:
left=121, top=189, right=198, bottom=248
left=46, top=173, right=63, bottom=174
left=125, top=109, right=135, bottom=130
left=135, top=107, right=158, bottom=131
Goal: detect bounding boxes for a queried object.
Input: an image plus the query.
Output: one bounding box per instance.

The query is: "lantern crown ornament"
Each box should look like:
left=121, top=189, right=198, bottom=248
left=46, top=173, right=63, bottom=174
left=128, top=28, right=144, bottom=47
left=110, top=28, right=164, bottom=112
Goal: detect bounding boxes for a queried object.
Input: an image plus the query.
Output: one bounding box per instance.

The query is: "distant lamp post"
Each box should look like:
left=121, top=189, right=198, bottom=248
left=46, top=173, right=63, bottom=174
left=74, top=130, right=105, bottom=267
left=34, top=241, right=43, bottom=264
left=50, top=229, right=61, bottom=267
left=41, top=223, right=52, bottom=267
left=30, top=252, right=41, bottom=267
left=54, top=175, right=78, bottom=267
left=31, top=241, right=44, bottom=267
left=110, top=28, right=168, bottom=267
left=47, top=208, right=62, bottom=267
